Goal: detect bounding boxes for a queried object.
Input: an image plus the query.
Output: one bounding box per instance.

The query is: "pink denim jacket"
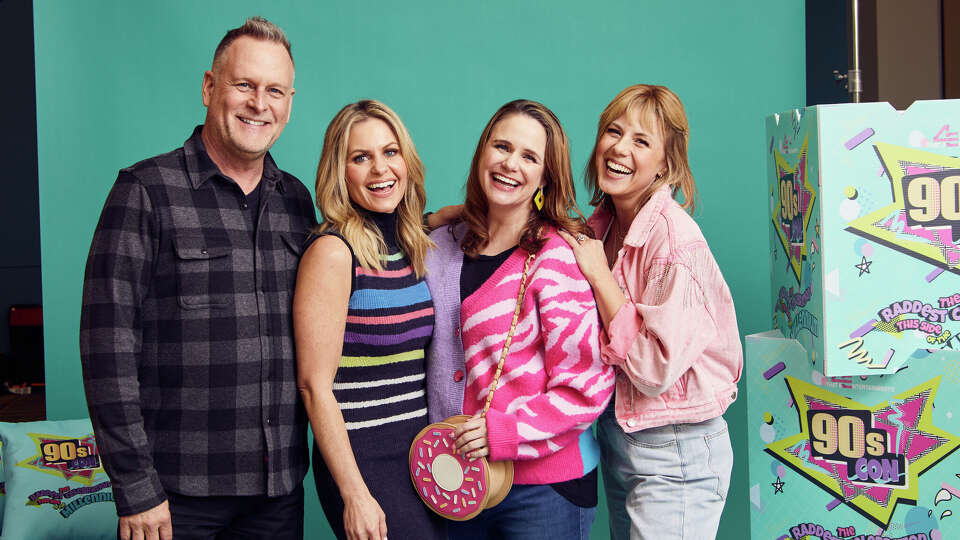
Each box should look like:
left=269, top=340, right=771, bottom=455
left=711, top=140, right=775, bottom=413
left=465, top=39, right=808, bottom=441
left=587, top=186, right=742, bottom=432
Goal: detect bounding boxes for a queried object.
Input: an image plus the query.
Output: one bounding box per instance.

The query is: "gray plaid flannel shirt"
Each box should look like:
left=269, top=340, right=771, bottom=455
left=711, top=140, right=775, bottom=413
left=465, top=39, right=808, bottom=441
left=80, top=127, right=317, bottom=515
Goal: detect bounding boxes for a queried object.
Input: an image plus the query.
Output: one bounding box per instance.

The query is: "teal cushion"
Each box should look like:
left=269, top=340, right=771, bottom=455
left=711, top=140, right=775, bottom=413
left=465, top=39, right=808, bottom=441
left=0, top=419, right=116, bottom=539
left=0, top=440, right=5, bottom=529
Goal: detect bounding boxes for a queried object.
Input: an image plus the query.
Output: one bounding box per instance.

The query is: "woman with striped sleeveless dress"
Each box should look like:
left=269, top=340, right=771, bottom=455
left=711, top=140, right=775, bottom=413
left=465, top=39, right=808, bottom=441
left=294, top=100, right=445, bottom=540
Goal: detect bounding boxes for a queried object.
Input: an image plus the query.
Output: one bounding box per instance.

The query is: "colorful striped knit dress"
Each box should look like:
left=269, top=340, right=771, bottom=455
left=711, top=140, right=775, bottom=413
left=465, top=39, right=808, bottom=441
left=313, top=211, right=446, bottom=540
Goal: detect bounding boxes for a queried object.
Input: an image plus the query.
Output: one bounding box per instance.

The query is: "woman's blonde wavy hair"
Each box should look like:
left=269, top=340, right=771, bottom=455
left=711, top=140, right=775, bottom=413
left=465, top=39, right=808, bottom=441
left=314, top=100, right=433, bottom=276
left=586, top=84, right=698, bottom=215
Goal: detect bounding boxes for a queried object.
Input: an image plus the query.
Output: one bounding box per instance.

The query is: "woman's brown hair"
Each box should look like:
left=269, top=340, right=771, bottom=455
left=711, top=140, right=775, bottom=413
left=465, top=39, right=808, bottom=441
left=461, top=100, right=591, bottom=257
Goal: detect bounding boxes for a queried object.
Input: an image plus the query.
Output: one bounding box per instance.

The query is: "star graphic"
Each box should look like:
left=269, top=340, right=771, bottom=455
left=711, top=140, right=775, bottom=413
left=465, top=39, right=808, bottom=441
left=846, top=143, right=960, bottom=274
left=15, top=432, right=104, bottom=485
left=766, top=376, right=960, bottom=528
left=855, top=256, right=872, bottom=276
left=772, top=476, right=785, bottom=494
left=771, top=135, right=816, bottom=286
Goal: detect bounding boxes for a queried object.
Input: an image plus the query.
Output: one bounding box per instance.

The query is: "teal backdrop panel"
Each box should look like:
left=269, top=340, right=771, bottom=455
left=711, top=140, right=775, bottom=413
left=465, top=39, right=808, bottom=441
left=767, top=101, right=960, bottom=378
left=34, top=1, right=805, bottom=538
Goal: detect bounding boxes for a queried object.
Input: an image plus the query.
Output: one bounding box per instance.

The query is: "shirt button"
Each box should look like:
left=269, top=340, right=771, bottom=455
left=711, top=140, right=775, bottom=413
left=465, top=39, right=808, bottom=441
left=266, top=418, right=272, bottom=425
left=241, top=202, right=249, bottom=209
left=626, top=418, right=638, bottom=428
left=454, top=327, right=460, bottom=337
left=200, top=248, right=208, bottom=255
left=453, top=370, right=464, bottom=382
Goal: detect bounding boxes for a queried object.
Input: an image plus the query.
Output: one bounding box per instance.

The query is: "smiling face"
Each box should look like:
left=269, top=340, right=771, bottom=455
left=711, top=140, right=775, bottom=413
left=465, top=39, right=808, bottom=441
left=201, top=36, right=295, bottom=167
left=477, top=113, right=547, bottom=221
left=595, top=107, right=667, bottom=212
left=344, top=118, right=408, bottom=213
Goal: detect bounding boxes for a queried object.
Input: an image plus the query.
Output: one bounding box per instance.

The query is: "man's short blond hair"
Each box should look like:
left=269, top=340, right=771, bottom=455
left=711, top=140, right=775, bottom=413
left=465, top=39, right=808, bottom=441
left=212, top=16, right=293, bottom=69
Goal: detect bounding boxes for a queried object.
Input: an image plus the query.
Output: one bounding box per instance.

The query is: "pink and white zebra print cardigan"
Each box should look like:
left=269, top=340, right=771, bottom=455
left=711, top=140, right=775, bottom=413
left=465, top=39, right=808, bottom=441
left=429, top=225, right=615, bottom=486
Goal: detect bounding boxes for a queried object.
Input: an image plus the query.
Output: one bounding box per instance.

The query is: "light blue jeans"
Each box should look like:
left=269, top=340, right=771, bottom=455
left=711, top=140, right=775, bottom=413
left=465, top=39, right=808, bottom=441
left=448, top=483, right=595, bottom=540
left=598, top=404, right=732, bottom=540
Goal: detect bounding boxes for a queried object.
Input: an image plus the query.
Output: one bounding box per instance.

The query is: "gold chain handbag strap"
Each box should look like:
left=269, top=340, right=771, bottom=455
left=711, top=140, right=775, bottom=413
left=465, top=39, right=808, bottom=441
left=480, top=251, right=536, bottom=418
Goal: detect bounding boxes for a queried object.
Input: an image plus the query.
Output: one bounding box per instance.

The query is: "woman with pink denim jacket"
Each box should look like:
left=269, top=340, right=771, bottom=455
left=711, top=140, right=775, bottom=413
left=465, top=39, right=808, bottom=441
left=558, top=84, right=743, bottom=540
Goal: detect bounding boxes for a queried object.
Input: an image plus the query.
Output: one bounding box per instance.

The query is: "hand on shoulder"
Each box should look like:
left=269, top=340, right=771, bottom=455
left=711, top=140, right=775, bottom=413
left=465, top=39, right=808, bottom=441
left=557, top=229, right=608, bottom=284
left=425, top=204, right=464, bottom=230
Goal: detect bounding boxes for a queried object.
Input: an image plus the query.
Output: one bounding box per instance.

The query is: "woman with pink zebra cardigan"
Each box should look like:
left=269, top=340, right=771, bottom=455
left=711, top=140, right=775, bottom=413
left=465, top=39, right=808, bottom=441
left=424, top=100, right=614, bottom=540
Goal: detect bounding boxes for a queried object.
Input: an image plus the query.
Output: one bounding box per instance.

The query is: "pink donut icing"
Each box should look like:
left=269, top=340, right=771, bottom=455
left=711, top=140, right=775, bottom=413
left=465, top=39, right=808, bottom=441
left=410, top=425, right=487, bottom=518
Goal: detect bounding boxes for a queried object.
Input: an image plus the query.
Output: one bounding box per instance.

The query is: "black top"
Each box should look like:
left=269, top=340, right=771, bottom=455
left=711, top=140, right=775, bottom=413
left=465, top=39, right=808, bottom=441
left=460, top=245, right=516, bottom=302
left=460, top=244, right=598, bottom=508
left=362, top=208, right=400, bottom=249
left=244, top=180, right=262, bottom=240
left=311, top=208, right=401, bottom=297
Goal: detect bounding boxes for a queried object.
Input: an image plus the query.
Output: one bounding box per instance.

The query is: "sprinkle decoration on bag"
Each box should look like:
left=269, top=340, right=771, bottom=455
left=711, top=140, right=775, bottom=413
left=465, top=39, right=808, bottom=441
left=409, top=424, right=487, bottom=519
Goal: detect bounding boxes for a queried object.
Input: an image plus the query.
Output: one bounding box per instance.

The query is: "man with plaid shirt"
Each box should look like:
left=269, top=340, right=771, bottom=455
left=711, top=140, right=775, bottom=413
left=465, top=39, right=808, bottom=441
left=80, top=17, right=316, bottom=540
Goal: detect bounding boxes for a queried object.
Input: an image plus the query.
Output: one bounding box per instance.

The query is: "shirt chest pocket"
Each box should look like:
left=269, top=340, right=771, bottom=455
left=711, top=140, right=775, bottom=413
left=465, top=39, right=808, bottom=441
left=277, top=233, right=305, bottom=291
left=280, top=234, right=303, bottom=269
left=174, top=235, right=234, bottom=309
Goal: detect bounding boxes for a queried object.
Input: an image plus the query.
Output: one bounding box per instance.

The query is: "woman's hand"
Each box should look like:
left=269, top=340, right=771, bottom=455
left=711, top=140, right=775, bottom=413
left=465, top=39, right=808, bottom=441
left=426, top=204, right=464, bottom=229
left=558, top=229, right=629, bottom=329
left=343, top=491, right=388, bottom=540
left=557, top=229, right=609, bottom=284
left=452, top=412, right=490, bottom=460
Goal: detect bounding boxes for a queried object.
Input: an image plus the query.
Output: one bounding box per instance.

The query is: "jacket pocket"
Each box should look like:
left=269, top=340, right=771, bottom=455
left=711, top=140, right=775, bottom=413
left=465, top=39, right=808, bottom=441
left=174, top=235, right=233, bottom=309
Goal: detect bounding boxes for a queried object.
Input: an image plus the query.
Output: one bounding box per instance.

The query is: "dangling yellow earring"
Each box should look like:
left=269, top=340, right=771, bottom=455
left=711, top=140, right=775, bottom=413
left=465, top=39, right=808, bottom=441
left=533, top=187, right=544, bottom=211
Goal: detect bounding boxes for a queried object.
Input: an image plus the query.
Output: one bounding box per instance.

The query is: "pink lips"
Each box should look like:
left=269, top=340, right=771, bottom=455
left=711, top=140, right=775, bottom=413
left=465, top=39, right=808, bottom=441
left=366, top=180, right=398, bottom=198
left=603, top=158, right=633, bottom=176
left=490, top=173, right=520, bottom=191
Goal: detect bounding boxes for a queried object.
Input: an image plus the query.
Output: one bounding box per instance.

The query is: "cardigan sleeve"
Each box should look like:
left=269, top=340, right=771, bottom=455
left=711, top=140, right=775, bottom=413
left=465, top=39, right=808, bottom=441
left=486, top=241, right=614, bottom=462
left=600, top=219, right=722, bottom=397
left=424, top=226, right=468, bottom=422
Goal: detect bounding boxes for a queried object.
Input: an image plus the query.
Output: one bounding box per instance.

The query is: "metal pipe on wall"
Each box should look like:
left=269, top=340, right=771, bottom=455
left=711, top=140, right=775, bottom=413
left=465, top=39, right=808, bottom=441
left=849, top=0, right=862, bottom=102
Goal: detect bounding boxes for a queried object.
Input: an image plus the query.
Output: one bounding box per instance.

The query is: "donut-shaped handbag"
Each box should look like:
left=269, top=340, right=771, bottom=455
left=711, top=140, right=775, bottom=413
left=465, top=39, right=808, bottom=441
left=409, top=252, right=535, bottom=520
left=408, top=415, right=513, bottom=520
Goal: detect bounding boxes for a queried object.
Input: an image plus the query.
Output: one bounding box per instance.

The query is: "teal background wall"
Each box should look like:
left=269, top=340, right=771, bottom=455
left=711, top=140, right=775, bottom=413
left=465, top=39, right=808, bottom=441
left=34, top=1, right=805, bottom=538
